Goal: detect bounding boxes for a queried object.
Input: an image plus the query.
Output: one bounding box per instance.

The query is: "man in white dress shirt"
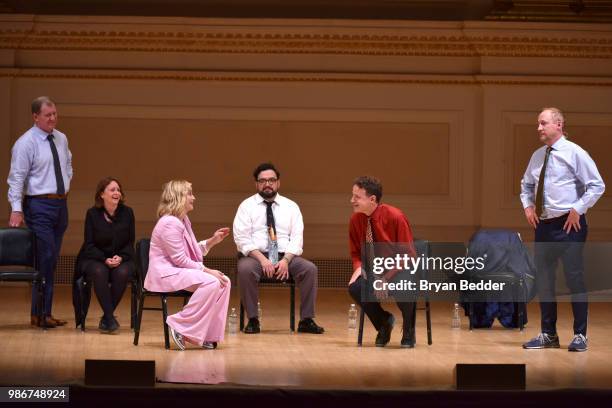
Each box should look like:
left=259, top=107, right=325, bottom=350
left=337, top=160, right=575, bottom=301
left=233, top=163, right=324, bottom=334
left=520, top=107, right=605, bottom=352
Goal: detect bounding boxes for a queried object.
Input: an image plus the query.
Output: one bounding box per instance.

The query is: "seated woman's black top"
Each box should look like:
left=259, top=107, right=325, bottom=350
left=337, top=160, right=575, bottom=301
left=80, top=204, right=135, bottom=264
left=73, top=204, right=136, bottom=328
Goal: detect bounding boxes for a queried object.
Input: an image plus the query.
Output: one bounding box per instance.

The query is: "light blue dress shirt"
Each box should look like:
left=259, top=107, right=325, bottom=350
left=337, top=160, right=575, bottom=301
left=7, top=125, right=73, bottom=212
left=520, top=136, right=605, bottom=219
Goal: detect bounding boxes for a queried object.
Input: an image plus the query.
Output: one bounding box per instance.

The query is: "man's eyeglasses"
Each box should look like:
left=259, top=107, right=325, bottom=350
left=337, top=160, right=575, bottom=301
left=257, top=178, right=278, bottom=185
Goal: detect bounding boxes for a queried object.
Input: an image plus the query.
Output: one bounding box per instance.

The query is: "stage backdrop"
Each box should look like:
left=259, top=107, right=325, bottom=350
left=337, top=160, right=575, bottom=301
left=1, top=15, right=611, bottom=260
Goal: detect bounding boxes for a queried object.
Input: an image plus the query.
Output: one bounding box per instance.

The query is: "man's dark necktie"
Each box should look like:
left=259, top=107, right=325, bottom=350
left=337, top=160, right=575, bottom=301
left=535, top=146, right=552, bottom=218
left=265, top=201, right=278, bottom=264
left=47, top=134, right=65, bottom=195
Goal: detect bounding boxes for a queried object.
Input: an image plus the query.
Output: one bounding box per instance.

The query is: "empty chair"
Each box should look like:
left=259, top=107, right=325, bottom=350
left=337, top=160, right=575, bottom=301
left=0, top=228, right=43, bottom=326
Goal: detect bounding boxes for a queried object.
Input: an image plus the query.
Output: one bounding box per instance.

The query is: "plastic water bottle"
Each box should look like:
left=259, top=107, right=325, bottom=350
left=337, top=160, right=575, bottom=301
left=257, top=301, right=263, bottom=326
left=451, top=303, right=461, bottom=329
left=228, top=307, right=238, bottom=334
left=348, top=304, right=357, bottom=330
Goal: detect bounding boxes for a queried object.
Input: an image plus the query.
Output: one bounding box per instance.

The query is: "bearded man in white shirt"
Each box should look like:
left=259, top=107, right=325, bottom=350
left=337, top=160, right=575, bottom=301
left=520, top=107, right=605, bottom=352
left=233, top=163, right=324, bottom=334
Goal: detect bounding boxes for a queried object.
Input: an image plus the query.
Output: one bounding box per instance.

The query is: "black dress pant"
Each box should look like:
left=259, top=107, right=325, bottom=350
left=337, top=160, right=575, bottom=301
left=535, top=214, right=588, bottom=336
left=83, top=259, right=133, bottom=320
left=348, top=276, right=416, bottom=340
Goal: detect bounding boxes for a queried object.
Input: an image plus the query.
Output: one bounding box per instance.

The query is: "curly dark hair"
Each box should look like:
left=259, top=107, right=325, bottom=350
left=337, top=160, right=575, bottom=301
left=353, top=176, right=382, bottom=203
left=253, top=162, right=280, bottom=181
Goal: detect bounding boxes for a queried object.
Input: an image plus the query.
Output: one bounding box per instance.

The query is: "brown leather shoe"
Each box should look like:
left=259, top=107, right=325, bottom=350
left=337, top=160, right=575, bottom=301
left=30, top=315, right=58, bottom=328
left=49, top=316, right=67, bottom=326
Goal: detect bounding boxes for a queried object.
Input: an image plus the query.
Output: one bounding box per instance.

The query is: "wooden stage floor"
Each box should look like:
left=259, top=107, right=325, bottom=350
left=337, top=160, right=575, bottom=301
left=0, top=284, right=611, bottom=390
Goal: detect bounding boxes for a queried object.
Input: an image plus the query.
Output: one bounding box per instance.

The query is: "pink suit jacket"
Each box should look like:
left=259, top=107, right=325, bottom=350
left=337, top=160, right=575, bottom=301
left=144, top=215, right=205, bottom=293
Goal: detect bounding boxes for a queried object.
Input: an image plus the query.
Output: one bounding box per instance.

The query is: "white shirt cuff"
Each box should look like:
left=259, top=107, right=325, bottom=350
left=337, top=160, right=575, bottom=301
left=198, top=240, right=209, bottom=256
left=240, top=245, right=258, bottom=257
left=11, top=201, right=23, bottom=212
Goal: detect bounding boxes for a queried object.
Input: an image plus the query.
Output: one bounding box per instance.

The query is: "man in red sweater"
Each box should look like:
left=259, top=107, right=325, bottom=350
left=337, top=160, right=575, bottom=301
left=348, top=176, right=417, bottom=348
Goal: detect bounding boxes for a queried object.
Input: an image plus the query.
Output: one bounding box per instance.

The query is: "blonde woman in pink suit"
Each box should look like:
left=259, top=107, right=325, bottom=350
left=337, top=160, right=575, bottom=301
left=144, top=180, right=231, bottom=350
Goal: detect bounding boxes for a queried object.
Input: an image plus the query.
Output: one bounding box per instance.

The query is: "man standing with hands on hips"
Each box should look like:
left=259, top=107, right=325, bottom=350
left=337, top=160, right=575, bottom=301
left=520, top=107, right=604, bottom=352
left=7, top=96, right=73, bottom=328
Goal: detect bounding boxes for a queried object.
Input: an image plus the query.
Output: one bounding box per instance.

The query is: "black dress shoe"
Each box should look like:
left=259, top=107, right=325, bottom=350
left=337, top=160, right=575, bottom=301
left=297, top=318, right=325, bottom=334
left=98, top=317, right=107, bottom=330
left=400, top=337, right=415, bottom=348
left=244, top=318, right=260, bottom=334
left=375, top=313, right=395, bottom=347
left=99, top=316, right=119, bottom=333
left=401, top=327, right=415, bottom=348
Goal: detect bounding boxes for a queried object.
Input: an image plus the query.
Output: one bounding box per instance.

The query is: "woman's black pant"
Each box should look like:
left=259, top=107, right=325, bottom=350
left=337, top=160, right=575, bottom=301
left=82, top=259, right=133, bottom=320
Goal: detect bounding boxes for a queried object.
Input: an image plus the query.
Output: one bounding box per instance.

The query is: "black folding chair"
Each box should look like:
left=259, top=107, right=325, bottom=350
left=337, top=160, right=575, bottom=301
left=132, top=238, right=191, bottom=349
left=0, top=228, right=44, bottom=328
left=357, top=239, right=432, bottom=346
left=465, top=230, right=532, bottom=331
left=239, top=276, right=296, bottom=332
left=73, top=244, right=139, bottom=331
left=73, top=270, right=139, bottom=331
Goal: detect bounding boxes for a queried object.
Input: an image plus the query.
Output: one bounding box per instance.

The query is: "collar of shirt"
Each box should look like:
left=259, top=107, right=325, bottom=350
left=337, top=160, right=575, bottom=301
left=368, top=203, right=383, bottom=221
left=254, top=192, right=284, bottom=207
left=32, top=125, right=54, bottom=140
left=550, top=135, right=568, bottom=151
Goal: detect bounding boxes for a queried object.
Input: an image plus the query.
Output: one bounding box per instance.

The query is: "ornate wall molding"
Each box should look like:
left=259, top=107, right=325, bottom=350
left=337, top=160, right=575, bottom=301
left=1, top=16, right=612, bottom=58
left=2, top=68, right=612, bottom=86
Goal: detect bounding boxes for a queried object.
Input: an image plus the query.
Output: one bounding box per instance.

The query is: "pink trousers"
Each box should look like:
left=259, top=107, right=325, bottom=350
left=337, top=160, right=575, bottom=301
left=165, top=271, right=231, bottom=346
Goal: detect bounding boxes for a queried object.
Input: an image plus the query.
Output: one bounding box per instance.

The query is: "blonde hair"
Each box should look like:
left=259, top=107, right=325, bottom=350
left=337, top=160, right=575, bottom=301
left=157, top=180, right=192, bottom=218
left=541, top=107, right=566, bottom=134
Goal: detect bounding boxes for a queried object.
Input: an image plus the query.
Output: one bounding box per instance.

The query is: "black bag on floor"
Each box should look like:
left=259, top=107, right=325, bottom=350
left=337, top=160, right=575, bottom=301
left=466, top=229, right=536, bottom=302
left=463, top=229, right=536, bottom=328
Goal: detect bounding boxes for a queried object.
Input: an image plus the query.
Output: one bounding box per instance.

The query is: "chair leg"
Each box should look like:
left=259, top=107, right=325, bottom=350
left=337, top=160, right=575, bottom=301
left=517, top=301, right=525, bottom=331
left=130, top=282, right=137, bottom=330
left=240, top=302, right=245, bottom=332
left=357, top=308, right=365, bottom=346
left=79, top=280, right=87, bottom=332
left=425, top=299, right=432, bottom=345
left=468, top=302, right=474, bottom=331
left=162, top=296, right=170, bottom=349
left=290, top=283, right=295, bottom=332
left=133, top=293, right=146, bottom=346
left=518, top=302, right=525, bottom=331
left=519, top=281, right=526, bottom=332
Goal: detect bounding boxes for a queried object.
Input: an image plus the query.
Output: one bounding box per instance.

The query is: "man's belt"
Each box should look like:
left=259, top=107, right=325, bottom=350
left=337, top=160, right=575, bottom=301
left=540, top=212, right=569, bottom=224
left=26, top=194, right=68, bottom=200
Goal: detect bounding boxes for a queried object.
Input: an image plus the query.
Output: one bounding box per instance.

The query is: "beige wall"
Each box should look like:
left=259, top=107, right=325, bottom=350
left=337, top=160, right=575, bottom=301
left=1, top=15, right=611, bottom=257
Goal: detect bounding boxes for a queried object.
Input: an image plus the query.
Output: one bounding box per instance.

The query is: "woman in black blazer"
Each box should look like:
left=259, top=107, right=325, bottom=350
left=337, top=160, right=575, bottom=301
left=78, top=177, right=135, bottom=332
